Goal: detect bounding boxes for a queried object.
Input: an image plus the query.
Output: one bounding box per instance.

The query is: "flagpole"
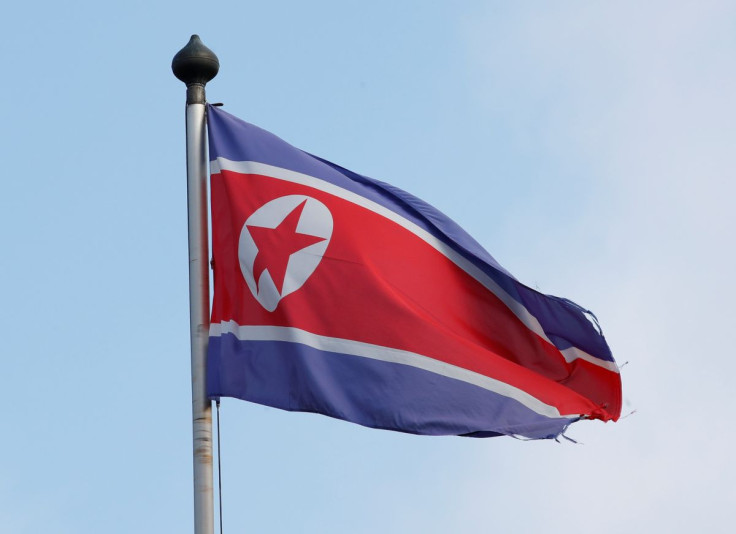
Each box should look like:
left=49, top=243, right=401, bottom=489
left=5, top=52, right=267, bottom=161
left=172, top=35, right=219, bottom=534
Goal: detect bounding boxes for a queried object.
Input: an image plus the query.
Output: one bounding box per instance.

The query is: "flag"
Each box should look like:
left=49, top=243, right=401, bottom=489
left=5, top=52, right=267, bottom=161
left=206, top=104, right=622, bottom=439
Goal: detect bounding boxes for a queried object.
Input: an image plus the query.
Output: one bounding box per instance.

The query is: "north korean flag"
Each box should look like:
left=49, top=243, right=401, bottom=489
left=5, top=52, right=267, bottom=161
left=206, top=104, right=622, bottom=439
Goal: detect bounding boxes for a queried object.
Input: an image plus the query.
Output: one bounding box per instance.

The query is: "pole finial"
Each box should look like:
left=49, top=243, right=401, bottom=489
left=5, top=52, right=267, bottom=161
left=172, top=35, right=220, bottom=87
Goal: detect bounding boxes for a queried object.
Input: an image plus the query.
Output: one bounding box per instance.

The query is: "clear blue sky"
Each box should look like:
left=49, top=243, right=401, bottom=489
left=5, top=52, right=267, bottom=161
left=2, top=1, right=734, bottom=532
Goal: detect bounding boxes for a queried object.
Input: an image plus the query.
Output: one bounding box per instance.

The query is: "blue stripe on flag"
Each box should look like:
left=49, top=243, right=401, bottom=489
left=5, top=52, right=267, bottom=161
left=207, top=333, right=576, bottom=439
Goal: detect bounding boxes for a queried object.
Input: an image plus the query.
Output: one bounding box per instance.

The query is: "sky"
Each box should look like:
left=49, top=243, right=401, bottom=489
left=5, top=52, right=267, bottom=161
left=2, top=1, right=735, bottom=532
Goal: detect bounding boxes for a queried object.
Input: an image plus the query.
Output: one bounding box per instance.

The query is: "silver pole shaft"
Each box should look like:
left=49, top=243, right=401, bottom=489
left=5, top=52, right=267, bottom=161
left=186, top=100, right=214, bottom=534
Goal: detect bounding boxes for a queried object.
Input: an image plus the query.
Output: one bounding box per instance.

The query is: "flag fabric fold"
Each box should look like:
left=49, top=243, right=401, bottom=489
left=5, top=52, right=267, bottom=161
left=205, top=104, right=621, bottom=439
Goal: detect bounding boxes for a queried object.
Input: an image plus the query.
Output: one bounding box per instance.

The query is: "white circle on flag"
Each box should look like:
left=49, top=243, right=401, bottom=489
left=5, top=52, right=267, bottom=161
left=238, top=195, right=333, bottom=312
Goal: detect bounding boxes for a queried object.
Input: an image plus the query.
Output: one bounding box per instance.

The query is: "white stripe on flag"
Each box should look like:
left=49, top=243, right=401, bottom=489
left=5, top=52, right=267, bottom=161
left=561, top=346, right=620, bottom=373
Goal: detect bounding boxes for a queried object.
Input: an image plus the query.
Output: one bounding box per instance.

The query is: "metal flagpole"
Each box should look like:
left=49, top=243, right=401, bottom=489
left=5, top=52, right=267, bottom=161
left=172, top=35, right=219, bottom=534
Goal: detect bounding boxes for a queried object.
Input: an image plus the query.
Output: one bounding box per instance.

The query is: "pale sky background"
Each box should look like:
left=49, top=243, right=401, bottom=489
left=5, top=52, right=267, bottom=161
left=2, top=1, right=734, bottom=533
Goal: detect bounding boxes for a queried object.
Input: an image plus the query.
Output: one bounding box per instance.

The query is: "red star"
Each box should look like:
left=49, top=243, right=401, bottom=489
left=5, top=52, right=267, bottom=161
left=247, top=200, right=326, bottom=294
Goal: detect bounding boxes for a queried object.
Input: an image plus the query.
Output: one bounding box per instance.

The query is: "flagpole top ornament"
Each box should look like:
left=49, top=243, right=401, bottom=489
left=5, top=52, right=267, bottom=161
left=172, top=35, right=219, bottom=104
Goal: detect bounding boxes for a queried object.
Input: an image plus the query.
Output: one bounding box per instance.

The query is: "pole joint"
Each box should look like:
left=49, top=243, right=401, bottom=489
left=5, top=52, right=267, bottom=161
left=186, top=84, right=207, bottom=105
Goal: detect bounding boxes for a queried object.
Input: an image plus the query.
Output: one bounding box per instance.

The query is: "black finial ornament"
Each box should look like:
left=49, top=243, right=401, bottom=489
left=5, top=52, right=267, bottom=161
left=172, top=35, right=219, bottom=103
